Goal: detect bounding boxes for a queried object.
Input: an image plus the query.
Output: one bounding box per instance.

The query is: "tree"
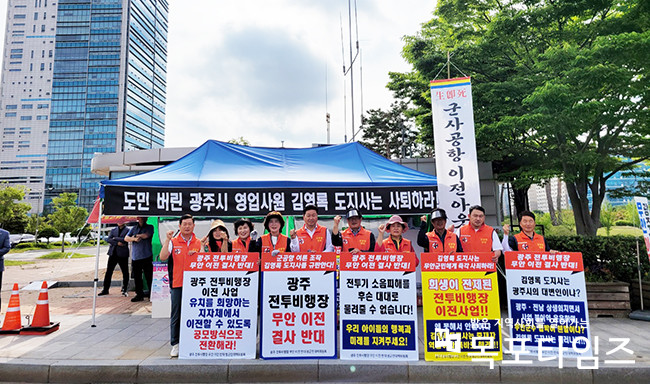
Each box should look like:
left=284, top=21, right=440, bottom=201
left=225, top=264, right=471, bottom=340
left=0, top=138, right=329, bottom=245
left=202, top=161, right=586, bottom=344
left=389, top=0, right=650, bottom=235
left=47, top=193, right=88, bottom=252
left=227, top=137, right=250, bottom=146
left=359, top=101, right=423, bottom=159
left=0, top=184, right=31, bottom=231
left=38, top=225, right=59, bottom=245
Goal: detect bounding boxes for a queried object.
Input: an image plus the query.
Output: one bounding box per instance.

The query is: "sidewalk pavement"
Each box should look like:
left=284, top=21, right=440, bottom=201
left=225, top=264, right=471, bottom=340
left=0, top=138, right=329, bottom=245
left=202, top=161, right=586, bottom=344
left=1, top=255, right=649, bottom=383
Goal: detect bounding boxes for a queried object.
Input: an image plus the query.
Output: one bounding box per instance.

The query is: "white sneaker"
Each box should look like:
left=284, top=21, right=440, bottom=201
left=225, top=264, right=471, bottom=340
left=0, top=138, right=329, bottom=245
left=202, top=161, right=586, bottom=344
left=170, top=344, right=179, bottom=358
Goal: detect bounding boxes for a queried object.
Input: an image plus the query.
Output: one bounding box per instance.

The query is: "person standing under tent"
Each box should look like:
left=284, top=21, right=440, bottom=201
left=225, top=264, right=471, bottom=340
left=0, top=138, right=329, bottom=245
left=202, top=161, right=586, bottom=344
left=331, top=208, right=376, bottom=253
left=417, top=208, right=463, bottom=253
left=125, top=217, right=154, bottom=302
left=202, top=219, right=232, bottom=252
left=254, top=211, right=291, bottom=256
left=455, top=205, right=502, bottom=262
left=159, top=214, right=202, bottom=358
left=232, top=218, right=254, bottom=253
left=376, top=215, right=415, bottom=253
left=98, top=221, right=130, bottom=296
left=290, top=205, right=335, bottom=253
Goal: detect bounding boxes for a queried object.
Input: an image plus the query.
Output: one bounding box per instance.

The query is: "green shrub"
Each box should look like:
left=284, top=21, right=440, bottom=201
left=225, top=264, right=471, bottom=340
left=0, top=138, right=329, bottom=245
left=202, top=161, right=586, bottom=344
left=614, top=220, right=634, bottom=226
left=14, top=242, right=50, bottom=249
left=51, top=241, right=71, bottom=246
left=547, top=235, right=650, bottom=283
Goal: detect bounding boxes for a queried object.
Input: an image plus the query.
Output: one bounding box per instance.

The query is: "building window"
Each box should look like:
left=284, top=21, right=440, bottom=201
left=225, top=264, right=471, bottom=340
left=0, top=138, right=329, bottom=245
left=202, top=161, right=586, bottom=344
left=36, top=115, right=48, bottom=120
left=20, top=116, right=32, bottom=120
left=22, top=104, right=33, bottom=109
left=6, top=105, right=18, bottom=110
left=5, top=112, right=17, bottom=117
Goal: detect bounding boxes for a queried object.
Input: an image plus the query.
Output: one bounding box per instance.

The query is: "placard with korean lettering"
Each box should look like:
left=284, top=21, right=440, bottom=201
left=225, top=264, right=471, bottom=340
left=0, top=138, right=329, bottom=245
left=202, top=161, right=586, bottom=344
left=421, top=252, right=502, bottom=362
left=179, top=253, right=259, bottom=359
left=260, top=252, right=337, bottom=359
left=430, top=76, right=481, bottom=228
left=505, top=251, right=592, bottom=358
left=339, top=252, right=419, bottom=361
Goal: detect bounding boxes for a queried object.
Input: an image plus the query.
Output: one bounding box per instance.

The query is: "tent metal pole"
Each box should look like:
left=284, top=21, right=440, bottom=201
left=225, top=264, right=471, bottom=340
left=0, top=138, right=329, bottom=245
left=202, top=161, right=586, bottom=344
left=91, top=199, right=102, bottom=327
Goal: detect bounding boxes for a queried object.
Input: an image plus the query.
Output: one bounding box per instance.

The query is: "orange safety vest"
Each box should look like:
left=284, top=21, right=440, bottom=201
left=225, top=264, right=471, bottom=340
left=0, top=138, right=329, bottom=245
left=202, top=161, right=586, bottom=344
left=514, top=232, right=547, bottom=252
left=232, top=237, right=250, bottom=253
left=341, top=227, right=372, bottom=252
left=170, top=233, right=202, bottom=288
left=381, top=237, right=413, bottom=253
left=459, top=224, right=494, bottom=252
left=261, top=233, right=289, bottom=255
left=426, top=230, right=458, bottom=253
left=295, top=225, right=327, bottom=253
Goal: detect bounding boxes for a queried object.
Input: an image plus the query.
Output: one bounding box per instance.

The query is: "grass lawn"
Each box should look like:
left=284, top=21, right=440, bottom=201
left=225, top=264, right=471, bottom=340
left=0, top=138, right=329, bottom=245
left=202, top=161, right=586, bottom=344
left=4, top=260, right=36, bottom=266
left=597, top=226, right=643, bottom=237
left=37, top=252, right=94, bottom=259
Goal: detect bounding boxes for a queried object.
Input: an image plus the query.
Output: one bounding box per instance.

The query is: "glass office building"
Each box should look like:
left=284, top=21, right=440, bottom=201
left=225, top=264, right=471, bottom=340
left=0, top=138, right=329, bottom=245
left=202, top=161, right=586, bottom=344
left=45, top=0, right=167, bottom=211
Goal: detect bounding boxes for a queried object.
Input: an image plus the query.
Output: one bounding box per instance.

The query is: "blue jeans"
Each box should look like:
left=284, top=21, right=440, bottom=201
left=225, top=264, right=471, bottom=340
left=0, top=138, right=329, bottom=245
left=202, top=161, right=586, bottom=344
left=170, top=287, right=183, bottom=346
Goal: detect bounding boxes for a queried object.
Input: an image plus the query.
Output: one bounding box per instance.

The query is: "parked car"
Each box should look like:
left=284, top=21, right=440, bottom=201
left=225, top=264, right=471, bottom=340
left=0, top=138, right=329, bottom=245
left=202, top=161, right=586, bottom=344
left=9, top=234, right=36, bottom=247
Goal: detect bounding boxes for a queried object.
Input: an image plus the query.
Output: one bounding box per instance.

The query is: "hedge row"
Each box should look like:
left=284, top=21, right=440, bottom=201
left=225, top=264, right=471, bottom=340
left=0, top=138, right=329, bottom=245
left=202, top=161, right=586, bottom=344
left=546, top=235, right=650, bottom=283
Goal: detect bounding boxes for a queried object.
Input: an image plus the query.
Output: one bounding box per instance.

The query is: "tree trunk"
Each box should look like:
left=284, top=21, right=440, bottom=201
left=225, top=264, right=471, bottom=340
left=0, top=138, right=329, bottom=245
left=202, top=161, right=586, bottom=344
left=545, top=182, right=558, bottom=225
left=556, top=178, right=563, bottom=224
left=565, top=180, right=600, bottom=236
left=60, top=233, right=65, bottom=253
left=512, top=185, right=530, bottom=220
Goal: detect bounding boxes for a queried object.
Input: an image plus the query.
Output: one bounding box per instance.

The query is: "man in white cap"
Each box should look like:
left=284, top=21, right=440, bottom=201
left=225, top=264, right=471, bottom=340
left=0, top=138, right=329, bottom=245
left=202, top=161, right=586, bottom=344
left=332, top=208, right=376, bottom=253
left=417, top=208, right=463, bottom=253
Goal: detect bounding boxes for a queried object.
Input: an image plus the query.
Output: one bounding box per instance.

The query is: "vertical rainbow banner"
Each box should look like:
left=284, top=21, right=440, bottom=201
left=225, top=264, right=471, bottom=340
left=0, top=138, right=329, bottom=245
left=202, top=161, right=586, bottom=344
left=421, top=252, right=502, bottom=362
left=430, top=77, right=481, bottom=228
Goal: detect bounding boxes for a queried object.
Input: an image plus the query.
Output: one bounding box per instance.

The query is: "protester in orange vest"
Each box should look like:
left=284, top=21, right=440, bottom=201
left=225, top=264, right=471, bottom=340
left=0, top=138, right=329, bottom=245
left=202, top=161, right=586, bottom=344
left=331, top=208, right=376, bottom=253
left=253, top=211, right=291, bottom=255
left=377, top=215, right=415, bottom=252
left=502, top=210, right=551, bottom=252
left=159, top=214, right=202, bottom=358
left=202, top=219, right=232, bottom=252
left=232, top=218, right=254, bottom=253
left=456, top=205, right=502, bottom=262
left=290, top=205, right=334, bottom=253
left=417, top=208, right=463, bottom=253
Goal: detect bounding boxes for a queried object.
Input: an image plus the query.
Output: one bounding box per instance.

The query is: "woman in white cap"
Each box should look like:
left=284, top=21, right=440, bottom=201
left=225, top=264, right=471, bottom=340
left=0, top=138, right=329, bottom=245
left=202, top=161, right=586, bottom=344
left=203, top=219, right=232, bottom=252
left=377, top=215, right=414, bottom=252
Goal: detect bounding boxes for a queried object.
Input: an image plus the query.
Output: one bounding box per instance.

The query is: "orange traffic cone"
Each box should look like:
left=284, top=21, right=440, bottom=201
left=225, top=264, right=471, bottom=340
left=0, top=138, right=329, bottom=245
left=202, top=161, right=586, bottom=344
left=20, top=281, right=59, bottom=335
left=0, top=283, right=22, bottom=335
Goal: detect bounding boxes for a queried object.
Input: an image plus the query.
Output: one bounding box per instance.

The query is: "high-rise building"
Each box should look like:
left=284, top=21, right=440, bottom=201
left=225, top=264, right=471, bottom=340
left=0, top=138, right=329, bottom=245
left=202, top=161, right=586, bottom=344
left=0, top=0, right=167, bottom=213
left=0, top=0, right=58, bottom=214
left=45, top=0, right=167, bottom=211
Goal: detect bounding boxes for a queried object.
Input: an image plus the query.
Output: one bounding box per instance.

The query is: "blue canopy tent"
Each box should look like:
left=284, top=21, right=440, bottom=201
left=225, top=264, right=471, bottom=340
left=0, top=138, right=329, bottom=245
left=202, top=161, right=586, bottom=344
left=100, top=140, right=437, bottom=217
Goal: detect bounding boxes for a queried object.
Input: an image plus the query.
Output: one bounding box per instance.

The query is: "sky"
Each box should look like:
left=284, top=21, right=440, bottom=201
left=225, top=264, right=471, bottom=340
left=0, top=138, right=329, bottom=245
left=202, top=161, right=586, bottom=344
left=0, top=0, right=436, bottom=149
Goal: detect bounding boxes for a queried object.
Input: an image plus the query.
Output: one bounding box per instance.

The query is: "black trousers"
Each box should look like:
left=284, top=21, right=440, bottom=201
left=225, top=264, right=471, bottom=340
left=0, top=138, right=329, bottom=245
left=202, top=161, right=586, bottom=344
left=132, top=257, right=153, bottom=297
left=102, top=254, right=129, bottom=293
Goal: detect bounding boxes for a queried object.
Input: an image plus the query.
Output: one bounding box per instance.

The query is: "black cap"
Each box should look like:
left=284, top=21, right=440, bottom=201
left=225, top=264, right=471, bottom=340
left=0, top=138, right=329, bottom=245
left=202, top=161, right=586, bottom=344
left=431, top=208, right=448, bottom=221
left=346, top=209, right=362, bottom=219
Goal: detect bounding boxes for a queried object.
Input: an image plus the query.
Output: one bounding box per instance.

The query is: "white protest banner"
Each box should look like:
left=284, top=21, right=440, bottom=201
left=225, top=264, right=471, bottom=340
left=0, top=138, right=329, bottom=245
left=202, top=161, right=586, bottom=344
left=151, top=262, right=171, bottom=318
left=179, top=253, right=259, bottom=359
left=339, top=252, right=419, bottom=361
left=430, top=77, right=481, bottom=228
left=260, top=252, right=337, bottom=359
left=634, top=196, right=650, bottom=263
left=505, top=251, right=592, bottom=358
